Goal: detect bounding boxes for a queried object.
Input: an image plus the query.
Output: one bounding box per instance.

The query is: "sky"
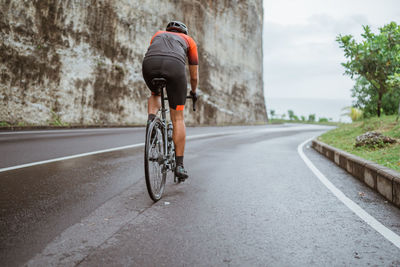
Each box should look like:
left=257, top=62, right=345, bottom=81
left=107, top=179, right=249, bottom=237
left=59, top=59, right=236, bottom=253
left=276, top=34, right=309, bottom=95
left=263, top=0, right=400, bottom=101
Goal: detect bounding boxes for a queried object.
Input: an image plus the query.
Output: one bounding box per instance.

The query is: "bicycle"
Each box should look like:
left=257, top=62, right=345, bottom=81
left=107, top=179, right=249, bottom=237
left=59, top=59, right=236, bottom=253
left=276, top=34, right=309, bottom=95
left=144, top=78, right=197, bottom=202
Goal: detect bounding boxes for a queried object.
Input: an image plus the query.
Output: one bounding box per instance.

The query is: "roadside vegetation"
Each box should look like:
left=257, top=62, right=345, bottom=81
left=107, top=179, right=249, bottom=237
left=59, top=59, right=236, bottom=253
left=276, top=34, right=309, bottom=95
left=316, top=22, right=400, bottom=172
left=336, top=21, right=400, bottom=119
left=49, top=110, right=69, bottom=127
left=268, top=109, right=338, bottom=126
left=0, top=121, right=10, bottom=127
left=0, top=110, right=70, bottom=129
left=269, top=119, right=338, bottom=126
left=319, top=115, right=400, bottom=172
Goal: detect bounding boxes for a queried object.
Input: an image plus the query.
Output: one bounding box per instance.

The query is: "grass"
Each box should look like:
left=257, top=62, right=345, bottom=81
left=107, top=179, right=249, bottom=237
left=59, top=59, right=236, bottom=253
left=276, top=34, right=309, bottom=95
left=318, top=115, right=400, bottom=172
left=48, top=111, right=69, bottom=127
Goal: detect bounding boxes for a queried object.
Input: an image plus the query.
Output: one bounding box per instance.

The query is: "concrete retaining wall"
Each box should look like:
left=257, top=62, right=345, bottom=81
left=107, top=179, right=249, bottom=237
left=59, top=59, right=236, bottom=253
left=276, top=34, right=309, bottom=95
left=0, top=0, right=267, bottom=126
left=312, top=139, right=400, bottom=209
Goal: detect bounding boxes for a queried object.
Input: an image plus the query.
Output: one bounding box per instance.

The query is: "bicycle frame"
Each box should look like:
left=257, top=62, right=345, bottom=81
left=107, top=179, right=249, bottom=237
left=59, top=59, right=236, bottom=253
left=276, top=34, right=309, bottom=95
left=160, top=86, right=169, bottom=166
left=158, top=85, right=196, bottom=171
left=144, top=78, right=197, bottom=200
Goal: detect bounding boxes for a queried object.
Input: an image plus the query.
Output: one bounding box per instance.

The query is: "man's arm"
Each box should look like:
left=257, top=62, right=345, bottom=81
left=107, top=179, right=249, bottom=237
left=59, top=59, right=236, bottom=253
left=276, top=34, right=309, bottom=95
left=189, top=65, right=198, bottom=93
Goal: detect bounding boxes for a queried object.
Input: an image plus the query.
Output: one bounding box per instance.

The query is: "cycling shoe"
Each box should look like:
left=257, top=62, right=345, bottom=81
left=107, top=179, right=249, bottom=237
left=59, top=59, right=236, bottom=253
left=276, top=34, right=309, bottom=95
left=175, top=165, right=188, bottom=181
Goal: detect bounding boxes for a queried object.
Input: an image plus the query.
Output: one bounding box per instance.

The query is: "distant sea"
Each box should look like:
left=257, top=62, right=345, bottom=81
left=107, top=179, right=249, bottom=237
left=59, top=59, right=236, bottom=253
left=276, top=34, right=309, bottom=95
left=265, top=97, right=353, bottom=122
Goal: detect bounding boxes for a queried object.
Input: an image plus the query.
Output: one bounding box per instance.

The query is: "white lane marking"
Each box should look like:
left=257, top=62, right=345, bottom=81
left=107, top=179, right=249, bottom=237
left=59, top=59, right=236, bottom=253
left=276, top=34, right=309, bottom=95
left=0, top=143, right=145, bottom=173
left=298, top=137, right=400, bottom=250
left=0, top=123, right=330, bottom=136
left=0, top=130, right=249, bottom=173
left=0, top=126, right=331, bottom=173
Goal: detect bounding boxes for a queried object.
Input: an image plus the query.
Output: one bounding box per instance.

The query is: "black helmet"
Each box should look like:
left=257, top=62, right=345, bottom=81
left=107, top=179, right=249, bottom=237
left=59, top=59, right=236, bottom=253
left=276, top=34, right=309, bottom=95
left=166, top=21, right=188, bottom=35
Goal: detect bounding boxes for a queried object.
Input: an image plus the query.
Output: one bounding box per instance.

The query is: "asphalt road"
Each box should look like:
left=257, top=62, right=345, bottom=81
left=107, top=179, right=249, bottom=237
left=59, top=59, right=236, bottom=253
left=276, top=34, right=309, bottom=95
left=1, top=124, right=400, bottom=266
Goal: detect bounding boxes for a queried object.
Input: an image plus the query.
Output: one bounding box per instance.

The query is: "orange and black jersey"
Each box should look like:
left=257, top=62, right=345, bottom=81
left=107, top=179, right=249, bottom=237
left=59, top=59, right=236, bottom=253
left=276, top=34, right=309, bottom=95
left=144, top=31, right=198, bottom=65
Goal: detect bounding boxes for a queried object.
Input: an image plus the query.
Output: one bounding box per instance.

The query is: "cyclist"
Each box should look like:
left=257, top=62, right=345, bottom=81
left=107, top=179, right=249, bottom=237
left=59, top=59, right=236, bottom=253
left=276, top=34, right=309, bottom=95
left=142, top=21, right=198, bottom=180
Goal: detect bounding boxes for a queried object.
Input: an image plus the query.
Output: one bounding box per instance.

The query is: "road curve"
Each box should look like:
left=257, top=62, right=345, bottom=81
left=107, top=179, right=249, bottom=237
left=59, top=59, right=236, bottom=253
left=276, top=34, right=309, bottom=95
left=0, top=124, right=399, bottom=266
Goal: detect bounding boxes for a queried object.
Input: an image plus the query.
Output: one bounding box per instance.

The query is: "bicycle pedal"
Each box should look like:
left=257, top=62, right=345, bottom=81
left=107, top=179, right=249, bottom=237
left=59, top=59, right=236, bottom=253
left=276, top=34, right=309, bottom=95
left=177, top=177, right=187, bottom=183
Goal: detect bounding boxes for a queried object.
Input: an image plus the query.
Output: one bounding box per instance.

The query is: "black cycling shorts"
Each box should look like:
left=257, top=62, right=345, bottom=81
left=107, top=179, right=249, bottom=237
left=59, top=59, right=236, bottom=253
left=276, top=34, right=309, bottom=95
left=142, top=56, right=187, bottom=110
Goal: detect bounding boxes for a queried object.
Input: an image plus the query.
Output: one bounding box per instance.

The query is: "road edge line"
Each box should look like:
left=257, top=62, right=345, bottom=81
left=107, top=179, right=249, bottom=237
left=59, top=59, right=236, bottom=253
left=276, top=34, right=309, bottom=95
left=311, top=139, right=400, bottom=208
left=298, top=137, right=400, bottom=250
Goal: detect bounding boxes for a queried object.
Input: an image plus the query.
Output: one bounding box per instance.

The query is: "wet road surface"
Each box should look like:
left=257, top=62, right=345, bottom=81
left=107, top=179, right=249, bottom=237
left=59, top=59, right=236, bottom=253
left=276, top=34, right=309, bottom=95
left=1, top=125, right=399, bottom=266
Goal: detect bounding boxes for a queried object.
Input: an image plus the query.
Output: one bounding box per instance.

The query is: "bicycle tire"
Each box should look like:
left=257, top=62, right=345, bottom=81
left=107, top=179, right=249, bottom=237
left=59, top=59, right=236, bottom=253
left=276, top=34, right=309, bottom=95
left=144, top=118, right=167, bottom=201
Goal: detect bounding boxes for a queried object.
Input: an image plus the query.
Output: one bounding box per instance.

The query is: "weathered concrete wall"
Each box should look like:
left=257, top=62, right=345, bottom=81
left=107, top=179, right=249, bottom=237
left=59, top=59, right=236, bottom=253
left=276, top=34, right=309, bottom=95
left=0, top=0, right=267, bottom=126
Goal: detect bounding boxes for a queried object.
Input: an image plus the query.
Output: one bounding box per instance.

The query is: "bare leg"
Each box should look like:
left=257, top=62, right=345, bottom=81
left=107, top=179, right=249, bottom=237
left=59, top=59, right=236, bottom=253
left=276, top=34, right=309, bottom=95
left=170, top=109, right=185, bottom=156
left=148, top=95, right=161, bottom=115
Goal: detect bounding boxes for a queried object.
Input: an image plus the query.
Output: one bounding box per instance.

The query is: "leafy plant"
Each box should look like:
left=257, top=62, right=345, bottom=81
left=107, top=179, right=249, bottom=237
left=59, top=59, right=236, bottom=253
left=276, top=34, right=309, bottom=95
left=388, top=73, right=400, bottom=121
left=49, top=111, right=68, bottom=127
left=288, top=110, right=295, bottom=120
left=352, top=76, right=400, bottom=117
left=337, top=22, right=400, bottom=117
left=342, top=106, right=363, bottom=122
left=269, top=109, right=275, bottom=120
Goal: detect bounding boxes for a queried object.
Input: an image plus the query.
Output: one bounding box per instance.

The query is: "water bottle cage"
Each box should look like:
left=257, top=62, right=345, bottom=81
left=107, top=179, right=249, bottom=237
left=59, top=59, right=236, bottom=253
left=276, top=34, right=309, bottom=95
left=167, top=122, right=173, bottom=141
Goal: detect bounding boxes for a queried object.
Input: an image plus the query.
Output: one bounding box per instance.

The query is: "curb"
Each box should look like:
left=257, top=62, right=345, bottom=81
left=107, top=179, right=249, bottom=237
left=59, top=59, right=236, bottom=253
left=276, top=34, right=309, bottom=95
left=312, top=139, right=400, bottom=209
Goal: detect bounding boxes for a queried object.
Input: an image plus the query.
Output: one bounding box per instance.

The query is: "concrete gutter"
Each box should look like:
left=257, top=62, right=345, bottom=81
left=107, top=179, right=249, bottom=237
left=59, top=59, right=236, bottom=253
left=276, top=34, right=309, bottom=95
left=312, top=139, right=400, bottom=209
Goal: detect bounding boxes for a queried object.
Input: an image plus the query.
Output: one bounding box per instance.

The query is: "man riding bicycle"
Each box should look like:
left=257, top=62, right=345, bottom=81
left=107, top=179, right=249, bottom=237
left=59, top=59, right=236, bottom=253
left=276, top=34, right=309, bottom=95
left=142, top=21, right=198, bottom=180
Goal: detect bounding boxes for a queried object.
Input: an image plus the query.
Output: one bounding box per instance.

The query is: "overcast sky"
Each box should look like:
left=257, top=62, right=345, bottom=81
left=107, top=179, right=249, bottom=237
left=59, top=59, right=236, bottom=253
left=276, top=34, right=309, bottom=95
left=263, top=0, right=400, bottom=100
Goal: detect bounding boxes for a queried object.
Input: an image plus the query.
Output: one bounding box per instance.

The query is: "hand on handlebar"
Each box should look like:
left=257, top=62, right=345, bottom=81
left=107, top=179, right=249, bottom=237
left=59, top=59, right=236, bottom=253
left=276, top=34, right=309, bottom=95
left=189, top=90, right=198, bottom=112
left=190, top=90, right=198, bottom=101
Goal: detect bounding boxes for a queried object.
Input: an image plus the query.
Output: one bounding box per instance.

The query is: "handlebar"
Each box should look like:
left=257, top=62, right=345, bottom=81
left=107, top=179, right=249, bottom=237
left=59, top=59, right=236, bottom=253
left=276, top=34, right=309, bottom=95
left=186, top=94, right=197, bottom=111
left=163, top=94, right=198, bottom=111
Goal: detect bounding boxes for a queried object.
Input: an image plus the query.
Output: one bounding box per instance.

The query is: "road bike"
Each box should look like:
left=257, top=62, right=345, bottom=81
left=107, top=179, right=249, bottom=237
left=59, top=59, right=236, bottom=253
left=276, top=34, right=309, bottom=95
left=144, top=78, right=197, bottom=202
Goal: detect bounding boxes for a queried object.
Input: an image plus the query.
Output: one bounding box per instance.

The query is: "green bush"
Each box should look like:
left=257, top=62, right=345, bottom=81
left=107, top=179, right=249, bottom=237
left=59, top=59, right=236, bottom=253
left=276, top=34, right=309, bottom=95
left=342, top=107, right=363, bottom=122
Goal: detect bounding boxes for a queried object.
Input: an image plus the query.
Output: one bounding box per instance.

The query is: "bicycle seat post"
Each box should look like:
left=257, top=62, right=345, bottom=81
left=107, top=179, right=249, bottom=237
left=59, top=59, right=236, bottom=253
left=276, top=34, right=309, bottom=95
left=151, top=78, right=168, bottom=121
left=151, top=78, right=168, bottom=157
left=160, top=85, right=166, bottom=121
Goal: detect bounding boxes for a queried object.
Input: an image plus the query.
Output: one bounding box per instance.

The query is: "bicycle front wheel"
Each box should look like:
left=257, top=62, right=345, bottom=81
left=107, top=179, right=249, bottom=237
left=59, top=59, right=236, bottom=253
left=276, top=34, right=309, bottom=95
left=144, top=118, right=167, bottom=201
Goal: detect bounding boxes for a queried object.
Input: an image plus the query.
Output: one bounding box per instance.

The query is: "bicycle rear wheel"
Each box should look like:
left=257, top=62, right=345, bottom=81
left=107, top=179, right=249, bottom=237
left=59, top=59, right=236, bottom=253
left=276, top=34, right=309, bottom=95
left=144, top=118, right=167, bottom=201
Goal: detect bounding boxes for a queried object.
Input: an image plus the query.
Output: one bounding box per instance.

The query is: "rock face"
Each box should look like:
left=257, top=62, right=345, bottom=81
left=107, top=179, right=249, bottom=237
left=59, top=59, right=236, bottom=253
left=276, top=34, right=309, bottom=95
left=355, top=131, right=396, bottom=148
left=0, top=0, right=267, bottom=126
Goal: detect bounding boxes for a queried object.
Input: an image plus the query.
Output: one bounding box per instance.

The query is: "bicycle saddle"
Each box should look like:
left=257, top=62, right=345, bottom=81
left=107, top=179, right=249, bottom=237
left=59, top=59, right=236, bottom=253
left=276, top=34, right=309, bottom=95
left=151, top=78, right=167, bottom=90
